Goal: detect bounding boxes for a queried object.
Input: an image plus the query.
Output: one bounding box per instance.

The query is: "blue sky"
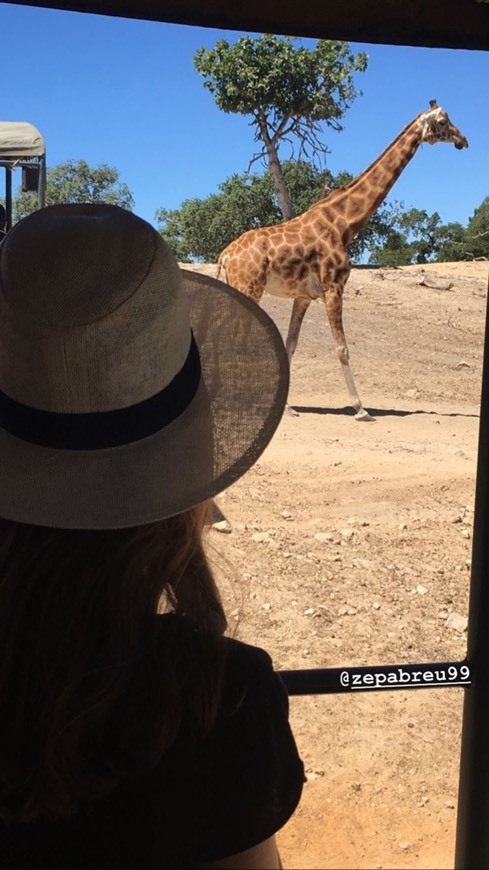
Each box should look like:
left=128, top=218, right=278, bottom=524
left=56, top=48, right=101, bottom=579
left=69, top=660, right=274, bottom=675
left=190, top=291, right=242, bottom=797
left=0, top=3, right=487, bottom=233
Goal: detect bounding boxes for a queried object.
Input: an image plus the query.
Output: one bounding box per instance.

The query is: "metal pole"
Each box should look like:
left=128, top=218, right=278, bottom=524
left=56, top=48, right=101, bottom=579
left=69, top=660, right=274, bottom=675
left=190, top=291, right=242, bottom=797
left=38, top=153, right=46, bottom=210
left=280, top=660, right=470, bottom=696
left=5, top=166, right=12, bottom=230
left=455, top=270, right=489, bottom=869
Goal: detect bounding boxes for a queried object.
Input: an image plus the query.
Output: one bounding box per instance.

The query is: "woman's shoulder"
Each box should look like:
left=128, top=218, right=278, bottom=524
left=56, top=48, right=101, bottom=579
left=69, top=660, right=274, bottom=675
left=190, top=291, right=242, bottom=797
left=222, top=632, right=275, bottom=676
left=155, top=613, right=289, bottom=721
left=218, top=634, right=286, bottom=719
left=156, top=613, right=273, bottom=668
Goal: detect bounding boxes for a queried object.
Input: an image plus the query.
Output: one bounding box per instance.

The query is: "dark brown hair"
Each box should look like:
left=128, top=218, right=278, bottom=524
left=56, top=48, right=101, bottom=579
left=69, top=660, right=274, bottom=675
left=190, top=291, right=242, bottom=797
left=0, top=504, right=227, bottom=823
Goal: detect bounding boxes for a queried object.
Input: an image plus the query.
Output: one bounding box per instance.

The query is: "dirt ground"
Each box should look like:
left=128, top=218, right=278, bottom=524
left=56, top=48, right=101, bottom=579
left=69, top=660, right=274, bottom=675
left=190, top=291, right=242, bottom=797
left=186, top=259, right=488, bottom=869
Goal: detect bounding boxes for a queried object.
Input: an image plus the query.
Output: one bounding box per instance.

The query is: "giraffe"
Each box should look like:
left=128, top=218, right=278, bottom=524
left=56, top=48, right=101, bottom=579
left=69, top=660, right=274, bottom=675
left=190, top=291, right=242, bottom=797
left=217, top=101, right=468, bottom=421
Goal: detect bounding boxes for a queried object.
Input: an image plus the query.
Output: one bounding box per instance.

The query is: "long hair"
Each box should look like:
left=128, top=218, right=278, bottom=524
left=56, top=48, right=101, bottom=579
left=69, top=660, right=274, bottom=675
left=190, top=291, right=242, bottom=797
left=0, top=503, right=227, bottom=823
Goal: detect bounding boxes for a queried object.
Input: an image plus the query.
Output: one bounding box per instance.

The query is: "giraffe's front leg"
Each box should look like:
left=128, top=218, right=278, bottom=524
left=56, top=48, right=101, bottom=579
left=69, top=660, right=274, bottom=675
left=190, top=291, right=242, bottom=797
left=322, top=283, right=375, bottom=421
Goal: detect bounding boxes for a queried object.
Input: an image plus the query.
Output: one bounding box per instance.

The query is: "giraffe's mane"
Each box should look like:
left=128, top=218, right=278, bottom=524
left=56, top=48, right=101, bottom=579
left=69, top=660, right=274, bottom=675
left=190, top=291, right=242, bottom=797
left=306, top=110, right=425, bottom=213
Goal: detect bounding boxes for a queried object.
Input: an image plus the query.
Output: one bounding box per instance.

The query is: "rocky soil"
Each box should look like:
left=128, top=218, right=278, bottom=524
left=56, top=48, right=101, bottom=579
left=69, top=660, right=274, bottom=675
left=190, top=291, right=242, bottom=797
left=187, top=260, right=488, bottom=869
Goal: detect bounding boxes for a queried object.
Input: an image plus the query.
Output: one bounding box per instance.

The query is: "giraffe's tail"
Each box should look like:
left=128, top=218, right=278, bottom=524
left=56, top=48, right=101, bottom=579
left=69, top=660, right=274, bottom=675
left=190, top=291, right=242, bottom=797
left=216, top=253, right=228, bottom=284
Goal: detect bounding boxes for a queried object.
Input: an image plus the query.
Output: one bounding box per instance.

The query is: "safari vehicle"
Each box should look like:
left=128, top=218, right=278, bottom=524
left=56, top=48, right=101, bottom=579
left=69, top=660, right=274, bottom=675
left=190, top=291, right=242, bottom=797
left=0, top=120, right=46, bottom=230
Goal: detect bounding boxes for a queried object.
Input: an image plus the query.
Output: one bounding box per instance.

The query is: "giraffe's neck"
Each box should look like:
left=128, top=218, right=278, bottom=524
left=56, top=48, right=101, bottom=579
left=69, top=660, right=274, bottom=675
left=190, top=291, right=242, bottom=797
left=314, top=114, right=424, bottom=246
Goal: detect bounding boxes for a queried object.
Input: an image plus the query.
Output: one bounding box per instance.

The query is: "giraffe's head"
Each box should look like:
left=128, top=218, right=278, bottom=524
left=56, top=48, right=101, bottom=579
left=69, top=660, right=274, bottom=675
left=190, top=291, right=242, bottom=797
left=419, top=100, right=469, bottom=150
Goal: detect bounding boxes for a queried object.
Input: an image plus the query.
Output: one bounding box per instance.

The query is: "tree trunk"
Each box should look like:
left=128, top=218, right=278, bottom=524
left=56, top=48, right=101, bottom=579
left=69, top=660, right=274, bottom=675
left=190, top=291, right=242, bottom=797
left=257, top=114, right=294, bottom=221
left=266, top=140, right=294, bottom=221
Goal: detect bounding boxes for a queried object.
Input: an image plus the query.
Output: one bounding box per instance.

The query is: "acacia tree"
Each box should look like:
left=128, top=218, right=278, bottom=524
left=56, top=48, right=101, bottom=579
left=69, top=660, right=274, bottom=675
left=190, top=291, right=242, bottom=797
left=194, top=35, right=367, bottom=220
left=13, top=159, right=134, bottom=222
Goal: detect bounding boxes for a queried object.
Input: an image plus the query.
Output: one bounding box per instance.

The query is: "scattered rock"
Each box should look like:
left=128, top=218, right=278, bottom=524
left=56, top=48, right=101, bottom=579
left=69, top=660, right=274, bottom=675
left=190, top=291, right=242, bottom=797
left=417, top=274, right=454, bottom=291
left=398, top=841, right=412, bottom=851
left=314, top=532, right=334, bottom=543
left=212, top=520, right=232, bottom=534
left=251, top=531, right=271, bottom=543
left=445, top=612, right=468, bottom=633
left=306, top=768, right=325, bottom=781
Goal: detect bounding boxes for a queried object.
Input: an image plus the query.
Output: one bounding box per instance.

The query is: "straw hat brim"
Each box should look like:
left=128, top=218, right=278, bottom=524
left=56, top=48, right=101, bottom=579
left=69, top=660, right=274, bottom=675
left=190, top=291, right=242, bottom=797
left=0, top=270, right=289, bottom=529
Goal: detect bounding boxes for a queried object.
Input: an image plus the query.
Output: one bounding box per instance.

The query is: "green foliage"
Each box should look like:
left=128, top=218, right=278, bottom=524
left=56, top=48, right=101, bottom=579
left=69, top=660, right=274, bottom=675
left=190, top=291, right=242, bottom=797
left=431, top=200, right=489, bottom=261
left=464, top=197, right=489, bottom=259
left=400, top=209, right=443, bottom=263
left=155, top=160, right=397, bottom=264
left=156, top=193, right=237, bottom=264
left=194, top=35, right=367, bottom=130
left=13, top=159, right=134, bottom=222
left=370, top=207, right=444, bottom=266
left=370, top=199, right=489, bottom=265
left=433, top=222, right=468, bottom=262
left=369, top=230, right=413, bottom=267
left=155, top=173, right=278, bottom=263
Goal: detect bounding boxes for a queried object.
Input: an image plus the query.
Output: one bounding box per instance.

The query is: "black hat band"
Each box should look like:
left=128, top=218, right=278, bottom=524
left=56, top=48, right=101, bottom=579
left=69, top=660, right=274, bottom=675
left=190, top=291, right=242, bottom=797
left=0, top=334, right=201, bottom=450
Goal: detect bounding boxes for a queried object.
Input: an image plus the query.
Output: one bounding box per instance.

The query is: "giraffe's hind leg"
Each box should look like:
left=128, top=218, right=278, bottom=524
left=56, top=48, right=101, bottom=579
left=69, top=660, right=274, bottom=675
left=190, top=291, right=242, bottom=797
left=284, top=298, right=311, bottom=416
left=322, top=283, right=374, bottom=421
left=285, top=297, right=310, bottom=361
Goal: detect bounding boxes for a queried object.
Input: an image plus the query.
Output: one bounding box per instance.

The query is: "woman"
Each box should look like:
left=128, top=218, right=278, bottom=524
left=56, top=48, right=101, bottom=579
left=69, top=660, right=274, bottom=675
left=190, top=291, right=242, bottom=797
left=0, top=204, right=304, bottom=868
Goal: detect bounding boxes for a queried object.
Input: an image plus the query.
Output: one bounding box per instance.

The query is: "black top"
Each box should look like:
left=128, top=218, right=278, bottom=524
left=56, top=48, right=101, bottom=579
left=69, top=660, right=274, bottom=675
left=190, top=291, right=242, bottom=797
left=0, top=618, right=304, bottom=868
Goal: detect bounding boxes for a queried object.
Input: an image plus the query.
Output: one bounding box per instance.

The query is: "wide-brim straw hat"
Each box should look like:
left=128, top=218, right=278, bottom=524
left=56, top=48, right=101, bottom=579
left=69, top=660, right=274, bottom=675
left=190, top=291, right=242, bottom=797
left=0, top=204, right=289, bottom=529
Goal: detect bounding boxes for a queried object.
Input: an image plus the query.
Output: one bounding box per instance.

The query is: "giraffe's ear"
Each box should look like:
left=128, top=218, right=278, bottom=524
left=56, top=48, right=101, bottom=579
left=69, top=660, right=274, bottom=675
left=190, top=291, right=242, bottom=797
left=429, top=99, right=438, bottom=109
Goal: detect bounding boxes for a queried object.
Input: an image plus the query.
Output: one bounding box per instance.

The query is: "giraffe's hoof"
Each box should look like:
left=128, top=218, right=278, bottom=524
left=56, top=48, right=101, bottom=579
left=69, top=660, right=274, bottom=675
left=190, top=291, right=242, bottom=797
left=285, top=404, right=299, bottom=417
left=354, top=409, right=375, bottom=421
